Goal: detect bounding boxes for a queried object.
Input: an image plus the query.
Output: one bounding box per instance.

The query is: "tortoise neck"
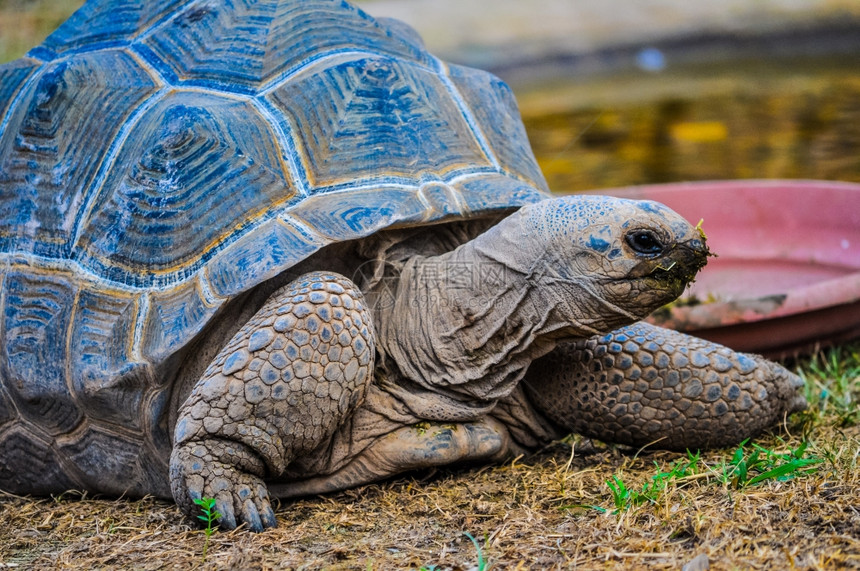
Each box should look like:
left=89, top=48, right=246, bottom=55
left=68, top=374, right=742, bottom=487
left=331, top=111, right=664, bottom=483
left=374, top=211, right=624, bottom=406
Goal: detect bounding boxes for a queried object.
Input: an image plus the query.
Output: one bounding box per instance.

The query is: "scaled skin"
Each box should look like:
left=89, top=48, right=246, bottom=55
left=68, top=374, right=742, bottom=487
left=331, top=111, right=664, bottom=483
left=265, top=322, right=806, bottom=501
left=521, top=322, right=807, bottom=451
left=170, top=273, right=374, bottom=530
left=169, top=194, right=783, bottom=532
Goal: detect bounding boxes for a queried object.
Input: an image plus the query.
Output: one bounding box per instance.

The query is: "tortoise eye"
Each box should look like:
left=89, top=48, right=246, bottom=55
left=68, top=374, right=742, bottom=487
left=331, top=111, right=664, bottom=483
left=626, top=230, right=664, bottom=255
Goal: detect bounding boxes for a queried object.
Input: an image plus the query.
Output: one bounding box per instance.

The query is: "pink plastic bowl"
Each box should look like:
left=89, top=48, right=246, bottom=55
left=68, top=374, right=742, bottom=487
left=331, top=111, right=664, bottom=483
left=594, top=180, right=860, bottom=357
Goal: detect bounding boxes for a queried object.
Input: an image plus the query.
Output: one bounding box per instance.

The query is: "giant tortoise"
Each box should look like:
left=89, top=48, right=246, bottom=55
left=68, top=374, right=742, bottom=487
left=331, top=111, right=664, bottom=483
left=0, top=0, right=805, bottom=531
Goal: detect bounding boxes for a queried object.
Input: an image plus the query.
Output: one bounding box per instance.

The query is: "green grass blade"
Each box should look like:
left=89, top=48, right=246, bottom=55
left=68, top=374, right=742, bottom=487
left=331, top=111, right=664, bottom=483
left=747, top=458, right=822, bottom=486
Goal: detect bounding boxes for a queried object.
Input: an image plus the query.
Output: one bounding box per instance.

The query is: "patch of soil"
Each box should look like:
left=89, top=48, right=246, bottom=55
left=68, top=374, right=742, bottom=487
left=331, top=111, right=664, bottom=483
left=2, top=427, right=858, bottom=570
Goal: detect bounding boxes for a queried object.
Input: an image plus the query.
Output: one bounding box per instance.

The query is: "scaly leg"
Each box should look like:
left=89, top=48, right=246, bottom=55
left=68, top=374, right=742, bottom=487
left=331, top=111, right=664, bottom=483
left=522, top=322, right=807, bottom=450
left=269, top=415, right=514, bottom=499
left=169, top=272, right=374, bottom=531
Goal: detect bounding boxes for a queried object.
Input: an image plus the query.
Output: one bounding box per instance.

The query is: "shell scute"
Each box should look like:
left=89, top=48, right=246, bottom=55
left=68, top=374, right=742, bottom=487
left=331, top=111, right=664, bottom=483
left=58, top=425, right=167, bottom=496
left=0, top=426, right=83, bottom=494
left=448, top=64, right=548, bottom=190
left=2, top=270, right=82, bottom=434
left=74, top=92, right=294, bottom=285
left=0, top=50, right=159, bottom=258
left=69, top=287, right=158, bottom=428
left=455, top=173, right=548, bottom=214
left=74, top=363, right=155, bottom=431
left=290, top=186, right=425, bottom=241
left=206, top=217, right=322, bottom=298
left=140, top=0, right=433, bottom=93
left=141, top=275, right=224, bottom=363
left=34, top=0, right=193, bottom=59
left=268, top=56, right=491, bottom=188
left=68, top=288, right=138, bottom=374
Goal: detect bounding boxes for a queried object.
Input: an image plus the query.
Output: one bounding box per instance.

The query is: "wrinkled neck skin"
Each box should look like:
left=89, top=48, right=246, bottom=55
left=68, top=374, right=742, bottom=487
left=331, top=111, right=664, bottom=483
left=374, top=209, right=644, bottom=416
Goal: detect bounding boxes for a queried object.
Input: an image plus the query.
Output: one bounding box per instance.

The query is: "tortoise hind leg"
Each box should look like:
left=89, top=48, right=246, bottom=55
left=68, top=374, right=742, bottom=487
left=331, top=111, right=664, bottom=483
left=169, top=272, right=374, bottom=531
left=269, top=416, right=514, bottom=499
left=521, top=322, right=806, bottom=450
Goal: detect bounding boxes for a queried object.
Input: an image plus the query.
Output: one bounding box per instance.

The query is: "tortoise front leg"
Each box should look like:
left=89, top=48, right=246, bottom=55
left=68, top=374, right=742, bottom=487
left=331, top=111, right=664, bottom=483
left=522, top=322, right=807, bottom=450
left=169, top=272, right=374, bottom=531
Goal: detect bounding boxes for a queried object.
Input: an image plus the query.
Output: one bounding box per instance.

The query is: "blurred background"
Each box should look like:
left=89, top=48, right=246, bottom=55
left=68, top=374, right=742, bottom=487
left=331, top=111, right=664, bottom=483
left=2, top=0, right=860, bottom=192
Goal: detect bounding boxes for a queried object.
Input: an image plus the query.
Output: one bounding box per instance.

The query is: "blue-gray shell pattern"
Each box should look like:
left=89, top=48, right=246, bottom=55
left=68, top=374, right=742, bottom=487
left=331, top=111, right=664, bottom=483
left=0, top=0, right=548, bottom=495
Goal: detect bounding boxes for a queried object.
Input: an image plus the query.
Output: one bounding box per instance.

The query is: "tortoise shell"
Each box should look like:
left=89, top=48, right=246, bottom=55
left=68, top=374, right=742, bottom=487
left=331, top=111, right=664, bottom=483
left=0, top=0, right=547, bottom=494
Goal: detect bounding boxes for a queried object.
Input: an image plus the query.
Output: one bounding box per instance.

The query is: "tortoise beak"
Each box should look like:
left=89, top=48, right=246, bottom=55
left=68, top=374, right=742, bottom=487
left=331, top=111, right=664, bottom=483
left=628, top=235, right=711, bottom=299
left=672, top=236, right=711, bottom=278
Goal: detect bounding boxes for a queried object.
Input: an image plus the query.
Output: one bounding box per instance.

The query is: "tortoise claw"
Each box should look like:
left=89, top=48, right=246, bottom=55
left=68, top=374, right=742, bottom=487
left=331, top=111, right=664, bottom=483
left=170, top=439, right=277, bottom=532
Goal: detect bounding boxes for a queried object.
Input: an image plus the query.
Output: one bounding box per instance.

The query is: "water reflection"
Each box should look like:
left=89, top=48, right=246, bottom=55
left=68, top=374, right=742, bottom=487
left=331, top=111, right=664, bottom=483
left=519, top=58, right=860, bottom=192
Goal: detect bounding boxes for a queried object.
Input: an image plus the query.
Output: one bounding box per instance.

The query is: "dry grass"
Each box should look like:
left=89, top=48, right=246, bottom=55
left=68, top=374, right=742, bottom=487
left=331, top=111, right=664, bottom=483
left=1, top=345, right=858, bottom=570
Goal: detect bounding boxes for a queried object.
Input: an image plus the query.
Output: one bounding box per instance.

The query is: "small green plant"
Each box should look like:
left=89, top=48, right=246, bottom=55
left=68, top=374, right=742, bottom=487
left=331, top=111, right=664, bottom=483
left=605, top=450, right=702, bottom=513
left=719, top=439, right=822, bottom=488
left=648, top=450, right=701, bottom=490
left=194, top=497, right=221, bottom=562
left=605, top=474, right=637, bottom=512
left=602, top=441, right=822, bottom=515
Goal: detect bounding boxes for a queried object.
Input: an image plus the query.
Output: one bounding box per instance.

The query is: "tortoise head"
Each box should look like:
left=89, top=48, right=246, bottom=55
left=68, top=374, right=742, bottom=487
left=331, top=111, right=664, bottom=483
left=512, top=195, right=710, bottom=326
